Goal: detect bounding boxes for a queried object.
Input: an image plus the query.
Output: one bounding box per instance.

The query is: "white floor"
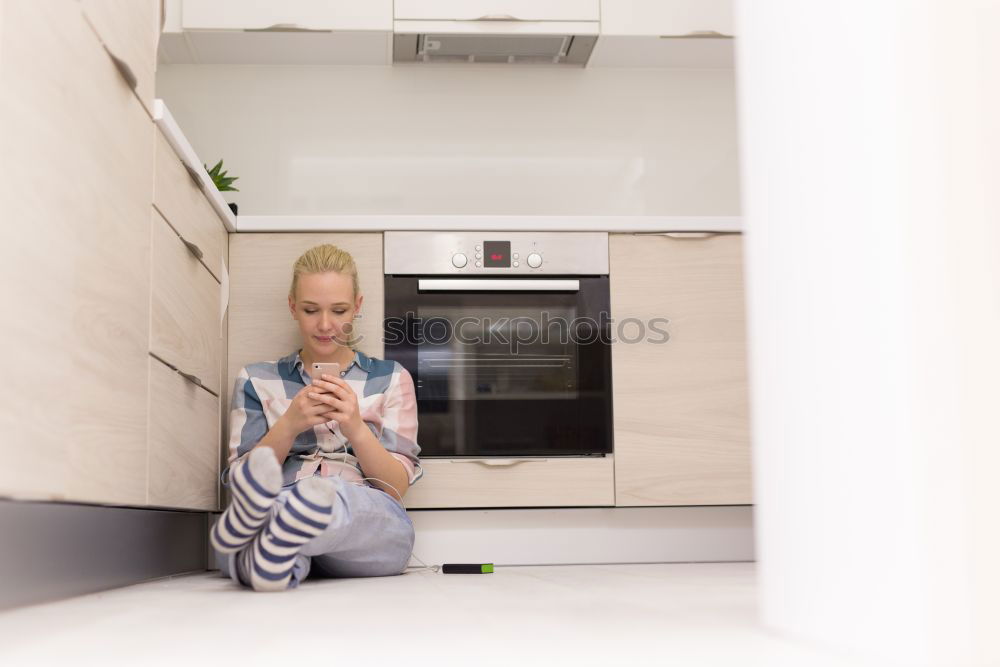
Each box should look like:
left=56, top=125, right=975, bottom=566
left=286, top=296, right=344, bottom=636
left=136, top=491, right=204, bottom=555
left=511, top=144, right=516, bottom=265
left=0, top=562, right=878, bottom=667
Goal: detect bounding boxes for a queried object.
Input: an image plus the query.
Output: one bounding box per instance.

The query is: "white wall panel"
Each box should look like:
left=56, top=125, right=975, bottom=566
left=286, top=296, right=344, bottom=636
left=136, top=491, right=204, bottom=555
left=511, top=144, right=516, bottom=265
left=155, top=65, right=739, bottom=216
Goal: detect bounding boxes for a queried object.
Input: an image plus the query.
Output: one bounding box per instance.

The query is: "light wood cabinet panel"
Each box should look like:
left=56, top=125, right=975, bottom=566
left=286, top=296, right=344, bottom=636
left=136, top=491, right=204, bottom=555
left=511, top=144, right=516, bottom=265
left=80, top=0, right=159, bottom=114
left=153, top=129, right=227, bottom=282
left=227, top=233, right=384, bottom=398
left=610, top=233, right=751, bottom=506
left=147, top=356, right=220, bottom=510
left=150, top=209, right=222, bottom=395
left=0, top=1, right=152, bottom=505
left=402, top=456, right=614, bottom=509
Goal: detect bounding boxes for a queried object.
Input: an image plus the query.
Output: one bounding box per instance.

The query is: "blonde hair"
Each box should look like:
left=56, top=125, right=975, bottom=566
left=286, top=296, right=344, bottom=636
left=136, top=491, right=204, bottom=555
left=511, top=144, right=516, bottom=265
left=289, top=244, right=361, bottom=347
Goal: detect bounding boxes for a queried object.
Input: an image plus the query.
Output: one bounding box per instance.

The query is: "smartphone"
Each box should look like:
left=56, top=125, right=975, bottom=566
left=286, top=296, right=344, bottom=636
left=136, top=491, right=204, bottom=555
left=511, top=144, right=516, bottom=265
left=310, top=362, right=340, bottom=391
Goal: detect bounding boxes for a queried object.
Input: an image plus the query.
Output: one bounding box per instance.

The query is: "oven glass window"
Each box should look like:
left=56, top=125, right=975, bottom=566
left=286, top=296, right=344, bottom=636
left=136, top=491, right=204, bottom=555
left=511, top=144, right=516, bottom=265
left=416, top=306, right=578, bottom=403
left=384, top=275, right=612, bottom=457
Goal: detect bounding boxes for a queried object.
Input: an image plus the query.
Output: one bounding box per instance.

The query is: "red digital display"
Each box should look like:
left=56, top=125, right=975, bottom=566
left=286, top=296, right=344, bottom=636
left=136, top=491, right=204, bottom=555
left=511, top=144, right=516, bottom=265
left=483, top=241, right=511, bottom=268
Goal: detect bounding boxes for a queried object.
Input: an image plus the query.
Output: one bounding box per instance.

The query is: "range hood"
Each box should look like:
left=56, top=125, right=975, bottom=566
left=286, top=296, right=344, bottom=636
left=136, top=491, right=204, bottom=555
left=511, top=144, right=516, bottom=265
left=393, top=31, right=597, bottom=65
left=392, top=1, right=600, bottom=66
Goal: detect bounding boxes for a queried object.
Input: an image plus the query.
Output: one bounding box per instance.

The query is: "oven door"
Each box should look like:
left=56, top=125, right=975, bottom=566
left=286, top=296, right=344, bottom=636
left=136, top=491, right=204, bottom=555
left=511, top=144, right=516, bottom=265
left=384, top=276, right=613, bottom=458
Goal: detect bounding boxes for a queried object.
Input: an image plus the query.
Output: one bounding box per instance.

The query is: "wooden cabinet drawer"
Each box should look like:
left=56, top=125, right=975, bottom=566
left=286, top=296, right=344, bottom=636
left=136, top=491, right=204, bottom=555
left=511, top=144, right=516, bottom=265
left=151, top=209, right=222, bottom=395
left=147, top=356, right=220, bottom=510
left=80, top=0, right=159, bottom=113
left=401, top=456, right=614, bottom=509
left=153, top=129, right=227, bottom=281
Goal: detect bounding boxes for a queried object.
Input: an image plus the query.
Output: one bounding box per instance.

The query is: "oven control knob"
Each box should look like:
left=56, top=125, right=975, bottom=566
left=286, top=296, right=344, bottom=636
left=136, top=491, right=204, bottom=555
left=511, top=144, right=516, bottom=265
left=526, top=253, right=543, bottom=269
left=451, top=253, right=468, bottom=268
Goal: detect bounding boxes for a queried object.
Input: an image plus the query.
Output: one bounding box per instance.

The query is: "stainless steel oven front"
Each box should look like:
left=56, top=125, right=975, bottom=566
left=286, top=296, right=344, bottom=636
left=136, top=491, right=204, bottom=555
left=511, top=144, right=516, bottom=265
left=383, top=231, right=612, bottom=458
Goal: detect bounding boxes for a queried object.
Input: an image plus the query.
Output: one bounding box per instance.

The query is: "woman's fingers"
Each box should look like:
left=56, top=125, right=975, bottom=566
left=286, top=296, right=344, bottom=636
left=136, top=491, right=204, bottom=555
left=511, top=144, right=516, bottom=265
left=320, top=375, right=356, bottom=396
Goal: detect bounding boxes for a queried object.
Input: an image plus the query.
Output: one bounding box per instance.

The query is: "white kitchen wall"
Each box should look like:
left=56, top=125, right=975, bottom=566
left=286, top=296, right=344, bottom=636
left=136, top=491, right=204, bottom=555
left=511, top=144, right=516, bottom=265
left=155, top=65, right=739, bottom=216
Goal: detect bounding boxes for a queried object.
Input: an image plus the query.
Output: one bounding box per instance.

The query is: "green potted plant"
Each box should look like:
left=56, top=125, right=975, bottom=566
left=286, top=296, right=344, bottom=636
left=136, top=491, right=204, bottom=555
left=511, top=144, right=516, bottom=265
left=204, top=159, right=240, bottom=215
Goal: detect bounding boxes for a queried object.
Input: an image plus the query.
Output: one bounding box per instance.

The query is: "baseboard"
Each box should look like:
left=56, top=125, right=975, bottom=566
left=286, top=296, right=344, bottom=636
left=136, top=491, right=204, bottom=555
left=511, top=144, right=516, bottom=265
left=0, top=499, right=209, bottom=611
left=204, top=504, right=754, bottom=570
left=405, top=505, right=756, bottom=567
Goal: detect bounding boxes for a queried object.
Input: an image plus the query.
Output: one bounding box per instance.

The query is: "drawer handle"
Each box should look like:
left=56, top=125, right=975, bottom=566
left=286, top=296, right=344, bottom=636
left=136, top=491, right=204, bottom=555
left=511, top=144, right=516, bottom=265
left=150, top=352, right=219, bottom=397
left=450, top=458, right=549, bottom=467
left=178, top=370, right=203, bottom=387
left=182, top=163, right=206, bottom=192
left=635, top=232, right=726, bottom=239
left=104, top=47, right=138, bottom=91
left=180, top=236, right=205, bottom=260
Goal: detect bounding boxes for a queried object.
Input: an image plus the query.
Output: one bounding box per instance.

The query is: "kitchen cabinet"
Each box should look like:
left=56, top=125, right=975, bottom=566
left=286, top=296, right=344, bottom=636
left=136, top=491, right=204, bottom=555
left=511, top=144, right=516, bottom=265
left=181, top=0, right=392, bottom=32
left=599, top=0, right=733, bottom=37
left=610, top=233, right=751, bottom=506
left=149, top=130, right=230, bottom=511
left=162, top=0, right=392, bottom=65
left=147, top=356, right=220, bottom=510
left=150, top=208, right=223, bottom=396
left=0, top=0, right=153, bottom=505
left=589, top=0, right=734, bottom=68
left=227, top=233, right=385, bottom=399
left=401, top=457, right=615, bottom=509
left=153, top=129, right=227, bottom=282
left=79, top=0, right=159, bottom=114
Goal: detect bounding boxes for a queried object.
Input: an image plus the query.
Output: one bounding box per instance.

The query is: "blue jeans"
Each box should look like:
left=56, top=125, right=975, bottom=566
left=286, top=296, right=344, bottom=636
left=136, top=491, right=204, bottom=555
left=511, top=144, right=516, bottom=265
left=215, top=475, right=416, bottom=589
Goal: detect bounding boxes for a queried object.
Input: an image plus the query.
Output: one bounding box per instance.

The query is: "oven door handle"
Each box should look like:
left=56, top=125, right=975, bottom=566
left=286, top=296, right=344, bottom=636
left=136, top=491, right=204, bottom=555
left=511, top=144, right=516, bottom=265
left=417, top=279, right=579, bottom=292
left=449, top=458, right=550, bottom=467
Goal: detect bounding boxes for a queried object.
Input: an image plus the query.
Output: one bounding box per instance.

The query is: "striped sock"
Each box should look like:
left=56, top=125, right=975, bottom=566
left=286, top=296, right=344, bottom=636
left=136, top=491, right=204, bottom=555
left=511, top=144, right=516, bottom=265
left=240, top=476, right=336, bottom=592
left=210, top=447, right=282, bottom=554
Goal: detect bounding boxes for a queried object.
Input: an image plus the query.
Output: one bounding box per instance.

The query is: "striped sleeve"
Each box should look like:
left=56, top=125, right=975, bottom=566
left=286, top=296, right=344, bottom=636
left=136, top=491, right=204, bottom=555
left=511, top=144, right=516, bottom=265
left=378, top=364, right=424, bottom=486
left=220, top=367, right=268, bottom=487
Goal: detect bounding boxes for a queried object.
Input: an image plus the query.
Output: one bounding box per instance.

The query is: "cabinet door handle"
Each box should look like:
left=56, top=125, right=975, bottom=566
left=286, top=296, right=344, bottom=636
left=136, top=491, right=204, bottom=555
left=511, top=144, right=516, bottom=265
left=473, top=14, right=525, bottom=21
left=104, top=47, right=138, bottom=91
left=180, top=236, right=204, bottom=260
left=177, top=370, right=203, bottom=387
left=450, top=458, right=549, bottom=467
left=245, top=23, right=332, bottom=33
left=659, top=31, right=733, bottom=40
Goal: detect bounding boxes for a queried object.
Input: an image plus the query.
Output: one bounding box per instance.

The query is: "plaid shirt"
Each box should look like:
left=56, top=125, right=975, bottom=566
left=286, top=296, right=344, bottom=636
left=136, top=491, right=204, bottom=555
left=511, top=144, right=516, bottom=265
left=223, top=349, right=423, bottom=491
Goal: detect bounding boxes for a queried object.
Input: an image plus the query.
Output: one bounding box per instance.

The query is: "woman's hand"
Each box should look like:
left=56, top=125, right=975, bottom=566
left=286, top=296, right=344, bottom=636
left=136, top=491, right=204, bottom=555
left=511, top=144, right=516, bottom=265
left=308, top=374, right=365, bottom=441
left=277, top=383, right=339, bottom=436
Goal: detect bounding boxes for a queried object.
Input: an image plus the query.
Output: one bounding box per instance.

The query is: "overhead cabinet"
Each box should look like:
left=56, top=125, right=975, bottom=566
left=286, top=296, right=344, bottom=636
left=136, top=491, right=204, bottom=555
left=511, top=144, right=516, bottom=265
left=589, top=0, right=734, bottom=68
left=180, top=0, right=392, bottom=32
left=599, top=0, right=733, bottom=36
left=162, top=0, right=392, bottom=65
